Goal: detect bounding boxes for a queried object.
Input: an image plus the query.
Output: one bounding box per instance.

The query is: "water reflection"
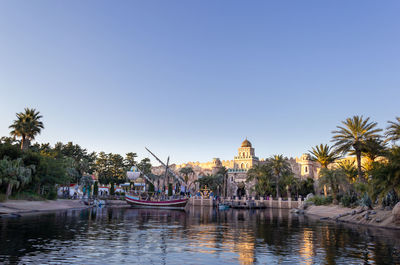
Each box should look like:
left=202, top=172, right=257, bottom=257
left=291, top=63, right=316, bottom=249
left=1, top=207, right=400, bottom=264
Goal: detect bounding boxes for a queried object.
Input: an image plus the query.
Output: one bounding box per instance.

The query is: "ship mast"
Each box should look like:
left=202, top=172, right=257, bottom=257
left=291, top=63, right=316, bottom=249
left=145, top=147, right=185, bottom=184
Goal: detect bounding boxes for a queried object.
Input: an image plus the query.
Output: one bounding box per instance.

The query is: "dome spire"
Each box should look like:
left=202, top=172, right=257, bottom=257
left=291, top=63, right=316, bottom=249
left=241, top=138, right=252, bottom=148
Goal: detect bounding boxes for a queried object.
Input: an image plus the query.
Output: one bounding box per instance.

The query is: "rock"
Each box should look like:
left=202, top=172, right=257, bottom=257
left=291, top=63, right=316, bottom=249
left=392, top=202, right=400, bottom=223
left=305, top=193, right=314, bottom=201
left=320, top=217, right=329, bottom=220
left=364, top=213, right=370, bottom=220
left=351, top=210, right=357, bottom=215
left=385, top=206, right=392, bottom=211
left=370, top=211, right=377, bottom=215
left=375, top=218, right=382, bottom=223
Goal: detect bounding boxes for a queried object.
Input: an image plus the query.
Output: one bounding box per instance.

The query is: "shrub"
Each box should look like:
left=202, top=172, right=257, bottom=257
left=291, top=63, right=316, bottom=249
left=341, top=191, right=359, bottom=207
left=359, top=193, right=372, bottom=209
left=307, top=195, right=332, bottom=205
left=382, top=190, right=399, bottom=208
left=46, top=188, right=58, bottom=200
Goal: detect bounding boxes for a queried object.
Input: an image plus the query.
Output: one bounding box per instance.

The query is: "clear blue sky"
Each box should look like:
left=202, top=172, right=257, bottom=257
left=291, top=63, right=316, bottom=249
left=0, top=1, right=399, bottom=165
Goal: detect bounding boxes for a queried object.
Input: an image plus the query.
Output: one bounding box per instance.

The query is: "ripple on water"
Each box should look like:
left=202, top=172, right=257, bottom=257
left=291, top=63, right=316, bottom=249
left=1, top=208, right=400, bottom=264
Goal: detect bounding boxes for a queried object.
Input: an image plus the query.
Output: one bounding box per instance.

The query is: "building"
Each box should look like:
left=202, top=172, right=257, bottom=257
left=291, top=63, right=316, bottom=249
left=151, top=139, right=321, bottom=196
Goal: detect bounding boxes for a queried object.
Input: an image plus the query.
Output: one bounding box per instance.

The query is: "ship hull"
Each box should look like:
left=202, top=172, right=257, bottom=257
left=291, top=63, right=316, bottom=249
left=125, top=195, right=188, bottom=209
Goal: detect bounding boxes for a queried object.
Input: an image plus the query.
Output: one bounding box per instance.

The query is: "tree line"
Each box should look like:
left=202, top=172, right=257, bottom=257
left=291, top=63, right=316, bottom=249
left=0, top=108, right=152, bottom=200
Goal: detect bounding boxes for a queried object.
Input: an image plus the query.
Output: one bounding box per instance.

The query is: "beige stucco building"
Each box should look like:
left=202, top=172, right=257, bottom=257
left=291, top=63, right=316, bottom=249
left=152, top=139, right=321, bottom=196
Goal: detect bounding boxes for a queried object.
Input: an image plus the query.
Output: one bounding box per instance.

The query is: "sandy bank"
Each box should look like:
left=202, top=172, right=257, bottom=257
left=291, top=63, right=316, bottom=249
left=0, top=199, right=91, bottom=216
left=305, top=205, right=400, bottom=230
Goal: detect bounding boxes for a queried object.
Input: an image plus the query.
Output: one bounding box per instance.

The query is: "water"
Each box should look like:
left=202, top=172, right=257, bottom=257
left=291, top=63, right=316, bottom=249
left=1, top=207, right=400, bottom=264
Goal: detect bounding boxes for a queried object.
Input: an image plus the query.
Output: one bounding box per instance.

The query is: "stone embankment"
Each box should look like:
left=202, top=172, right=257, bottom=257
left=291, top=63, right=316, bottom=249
left=0, top=199, right=91, bottom=217
left=299, top=202, right=400, bottom=230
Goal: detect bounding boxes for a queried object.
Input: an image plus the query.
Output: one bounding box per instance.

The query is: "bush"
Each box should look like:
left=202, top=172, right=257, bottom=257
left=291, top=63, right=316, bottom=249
left=382, top=190, right=399, bottom=208
left=359, top=193, right=372, bottom=209
left=341, top=191, right=359, bottom=207
left=46, top=188, right=58, bottom=200
left=307, top=195, right=332, bottom=205
left=9, top=191, right=44, bottom=201
left=0, top=193, right=6, bottom=202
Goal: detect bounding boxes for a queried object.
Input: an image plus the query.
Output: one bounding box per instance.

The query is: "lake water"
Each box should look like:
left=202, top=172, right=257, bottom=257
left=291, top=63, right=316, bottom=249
left=1, top=206, right=400, bottom=264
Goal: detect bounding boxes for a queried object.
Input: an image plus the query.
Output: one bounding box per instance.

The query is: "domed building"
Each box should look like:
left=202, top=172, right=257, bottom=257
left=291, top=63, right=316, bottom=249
left=151, top=138, right=320, bottom=197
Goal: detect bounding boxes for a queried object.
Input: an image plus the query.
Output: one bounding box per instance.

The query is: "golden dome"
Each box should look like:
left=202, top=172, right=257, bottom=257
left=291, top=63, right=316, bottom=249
left=241, top=139, right=252, bottom=148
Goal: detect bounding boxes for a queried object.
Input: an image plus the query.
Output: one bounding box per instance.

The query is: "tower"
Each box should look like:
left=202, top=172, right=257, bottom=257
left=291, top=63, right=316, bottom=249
left=233, top=138, right=259, bottom=169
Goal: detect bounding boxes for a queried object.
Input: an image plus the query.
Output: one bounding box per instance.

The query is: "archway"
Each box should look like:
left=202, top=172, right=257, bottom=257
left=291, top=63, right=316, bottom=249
left=236, top=182, right=246, bottom=197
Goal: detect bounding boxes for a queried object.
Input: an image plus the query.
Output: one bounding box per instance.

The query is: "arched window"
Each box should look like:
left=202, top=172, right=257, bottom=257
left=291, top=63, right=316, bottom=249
left=305, top=166, right=308, bottom=173
left=245, top=163, right=249, bottom=168
left=241, top=163, right=244, bottom=169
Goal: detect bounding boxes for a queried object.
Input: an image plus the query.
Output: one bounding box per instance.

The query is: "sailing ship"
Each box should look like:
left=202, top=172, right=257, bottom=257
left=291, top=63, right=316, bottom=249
left=125, top=148, right=189, bottom=210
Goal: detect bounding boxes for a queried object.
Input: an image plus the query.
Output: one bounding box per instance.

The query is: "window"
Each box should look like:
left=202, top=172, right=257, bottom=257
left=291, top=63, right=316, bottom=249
left=305, top=166, right=308, bottom=173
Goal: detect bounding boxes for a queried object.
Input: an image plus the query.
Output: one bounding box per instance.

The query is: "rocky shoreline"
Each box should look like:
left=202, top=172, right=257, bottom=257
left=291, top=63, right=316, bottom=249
left=299, top=204, right=400, bottom=230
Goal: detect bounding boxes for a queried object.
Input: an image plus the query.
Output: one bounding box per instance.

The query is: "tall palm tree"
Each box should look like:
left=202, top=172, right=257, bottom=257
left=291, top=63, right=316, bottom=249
left=9, top=108, right=44, bottom=150
left=268, top=155, right=291, bottom=198
left=309, top=144, right=339, bottom=168
left=332, top=115, right=382, bottom=182
left=385, top=117, right=400, bottom=143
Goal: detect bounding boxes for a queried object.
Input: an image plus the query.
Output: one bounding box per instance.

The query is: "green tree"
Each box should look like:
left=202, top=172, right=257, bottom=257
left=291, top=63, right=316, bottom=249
left=385, top=117, right=400, bottom=143
left=216, top=167, right=228, bottom=197
left=124, top=152, right=138, bottom=170
left=318, top=168, right=347, bottom=204
left=360, top=137, right=387, bottom=162
left=369, top=146, right=400, bottom=201
left=267, top=155, right=292, bottom=198
left=179, top=166, right=194, bottom=184
left=9, top=108, right=44, bottom=150
left=309, top=144, right=339, bottom=168
left=332, top=115, right=382, bottom=182
left=0, top=157, right=35, bottom=199
left=247, top=164, right=274, bottom=197
left=283, top=173, right=299, bottom=199
left=197, top=174, right=223, bottom=194
left=337, top=159, right=358, bottom=183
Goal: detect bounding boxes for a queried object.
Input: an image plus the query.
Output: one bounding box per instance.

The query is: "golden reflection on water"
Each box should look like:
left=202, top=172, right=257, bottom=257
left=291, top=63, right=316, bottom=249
left=299, top=229, right=314, bottom=265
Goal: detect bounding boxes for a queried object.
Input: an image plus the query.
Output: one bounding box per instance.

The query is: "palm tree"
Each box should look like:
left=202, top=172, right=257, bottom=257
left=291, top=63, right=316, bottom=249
left=215, top=167, right=228, bottom=197
left=309, top=144, right=339, bottom=168
left=283, top=173, right=299, bottom=199
left=9, top=108, right=44, bottom=150
left=318, top=168, right=347, bottom=204
left=332, top=115, right=382, bottom=182
left=337, top=160, right=357, bottom=183
left=268, top=155, right=291, bottom=198
left=385, top=117, right=400, bottom=143
left=179, top=166, right=194, bottom=184
left=0, top=157, right=35, bottom=199
left=247, top=164, right=274, bottom=197
left=360, top=137, right=387, bottom=162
